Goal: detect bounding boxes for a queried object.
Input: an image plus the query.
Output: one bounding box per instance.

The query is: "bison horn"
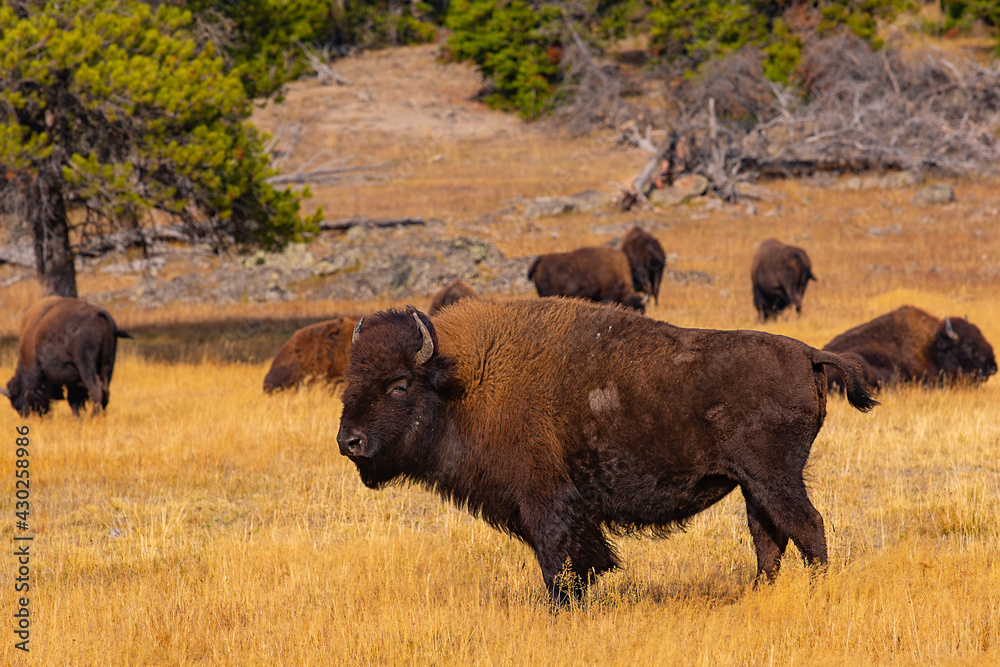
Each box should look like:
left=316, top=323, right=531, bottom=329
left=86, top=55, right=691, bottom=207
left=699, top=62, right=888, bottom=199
left=0, top=387, right=8, bottom=399
left=412, top=312, right=434, bottom=365
left=944, top=317, right=958, bottom=341
left=352, top=317, right=365, bottom=344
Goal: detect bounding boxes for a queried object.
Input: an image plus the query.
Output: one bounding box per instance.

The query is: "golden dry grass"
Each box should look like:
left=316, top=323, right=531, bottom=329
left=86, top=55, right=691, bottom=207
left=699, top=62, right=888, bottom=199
left=1, top=44, right=1000, bottom=665
left=0, top=339, right=998, bottom=664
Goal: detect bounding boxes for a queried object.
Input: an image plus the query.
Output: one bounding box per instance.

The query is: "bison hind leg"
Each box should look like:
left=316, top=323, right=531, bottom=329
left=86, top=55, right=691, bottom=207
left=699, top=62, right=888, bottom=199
left=743, top=492, right=789, bottom=584
left=739, top=478, right=827, bottom=581
left=66, top=385, right=89, bottom=418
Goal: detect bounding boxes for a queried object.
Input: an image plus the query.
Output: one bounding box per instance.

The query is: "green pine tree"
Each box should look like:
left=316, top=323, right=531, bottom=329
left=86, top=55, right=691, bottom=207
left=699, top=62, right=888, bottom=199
left=0, top=0, right=321, bottom=297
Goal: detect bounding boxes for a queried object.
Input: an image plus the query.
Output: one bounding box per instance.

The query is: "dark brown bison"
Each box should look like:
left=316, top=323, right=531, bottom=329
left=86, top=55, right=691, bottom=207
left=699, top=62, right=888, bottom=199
left=751, top=239, right=816, bottom=321
left=263, top=317, right=355, bottom=393
left=428, top=280, right=477, bottom=316
left=528, top=246, right=647, bottom=313
left=823, top=305, right=997, bottom=390
left=621, top=226, right=666, bottom=305
left=337, top=298, right=877, bottom=603
left=2, top=297, right=131, bottom=417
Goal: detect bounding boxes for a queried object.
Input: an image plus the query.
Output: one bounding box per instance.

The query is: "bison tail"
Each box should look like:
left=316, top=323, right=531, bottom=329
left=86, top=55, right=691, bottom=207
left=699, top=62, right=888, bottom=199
left=115, top=329, right=133, bottom=339
left=527, top=256, right=542, bottom=281
left=813, top=350, right=878, bottom=413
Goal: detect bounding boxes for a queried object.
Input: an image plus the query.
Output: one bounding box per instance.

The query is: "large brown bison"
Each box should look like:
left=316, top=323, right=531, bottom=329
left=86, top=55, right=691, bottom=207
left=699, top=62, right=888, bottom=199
left=2, top=297, right=131, bottom=417
left=621, top=226, right=666, bottom=305
left=428, top=280, right=477, bottom=316
left=263, top=317, right=355, bottom=393
left=751, top=239, right=816, bottom=321
left=528, top=246, right=647, bottom=313
left=824, top=305, right=997, bottom=390
left=337, top=297, right=877, bottom=603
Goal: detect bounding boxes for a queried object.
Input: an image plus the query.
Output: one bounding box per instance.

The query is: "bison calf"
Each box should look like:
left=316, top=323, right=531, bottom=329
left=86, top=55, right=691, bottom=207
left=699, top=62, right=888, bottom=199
left=337, top=298, right=877, bottom=603
left=621, top=226, right=666, bottom=306
left=528, top=246, right=647, bottom=312
left=2, top=297, right=131, bottom=417
left=263, top=317, right=355, bottom=393
left=428, top=280, right=477, bottom=316
left=824, top=305, right=997, bottom=390
left=751, top=238, right=816, bottom=321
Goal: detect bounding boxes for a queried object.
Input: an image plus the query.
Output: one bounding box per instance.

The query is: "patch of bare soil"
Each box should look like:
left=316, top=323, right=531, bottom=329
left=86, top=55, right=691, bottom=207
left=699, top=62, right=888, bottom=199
left=251, top=45, right=532, bottom=168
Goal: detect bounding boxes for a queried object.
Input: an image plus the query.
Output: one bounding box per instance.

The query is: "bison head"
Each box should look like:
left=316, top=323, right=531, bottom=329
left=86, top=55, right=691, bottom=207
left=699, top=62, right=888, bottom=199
left=337, top=308, right=458, bottom=489
left=1, top=371, right=56, bottom=417
left=622, top=227, right=666, bottom=305
left=932, top=317, right=997, bottom=383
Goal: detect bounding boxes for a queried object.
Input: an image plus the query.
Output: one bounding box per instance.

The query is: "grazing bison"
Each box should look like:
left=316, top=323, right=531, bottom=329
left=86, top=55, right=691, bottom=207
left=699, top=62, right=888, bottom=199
left=824, top=305, right=997, bottom=390
left=621, top=226, right=666, bottom=305
left=751, top=239, right=816, bottom=321
left=2, top=297, right=131, bottom=417
left=337, top=298, right=877, bottom=603
left=428, top=280, right=477, bottom=316
left=263, top=317, right=355, bottom=393
left=528, top=246, right=647, bottom=313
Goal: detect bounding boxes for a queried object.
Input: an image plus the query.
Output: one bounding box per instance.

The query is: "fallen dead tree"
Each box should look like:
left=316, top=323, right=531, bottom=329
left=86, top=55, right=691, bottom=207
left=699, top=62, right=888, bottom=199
left=319, top=216, right=426, bottom=231
left=266, top=159, right=394, bottom=185
left=76, top=225, right=194, bottom=258
left=619, top=35, right=1000, bottom=209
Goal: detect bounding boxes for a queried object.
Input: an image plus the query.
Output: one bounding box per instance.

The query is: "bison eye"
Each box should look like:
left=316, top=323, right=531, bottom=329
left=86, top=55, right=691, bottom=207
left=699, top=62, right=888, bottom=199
left=388, top=379, right=409, bottom=394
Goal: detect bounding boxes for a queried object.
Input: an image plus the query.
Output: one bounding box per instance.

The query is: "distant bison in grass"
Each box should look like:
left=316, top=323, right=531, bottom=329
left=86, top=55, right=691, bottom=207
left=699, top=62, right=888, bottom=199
left=751, top=239, right=816, bottom=321
left=824, top=305, right=997, bottom=390
left=428, top=280, right=477, bottom=316
left=263, top=317, right=355, bottom=393
left=337, top=297, right=877, bottom=604
left=528, top=246, right=647, bottom=313
left=621, top=226, right=666, bottom=306
left=2, top=297, right=131, bottom=417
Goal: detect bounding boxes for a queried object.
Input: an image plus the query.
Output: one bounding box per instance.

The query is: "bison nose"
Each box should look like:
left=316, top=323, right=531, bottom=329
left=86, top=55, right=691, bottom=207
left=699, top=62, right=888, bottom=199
left=337, top=425, right=368, bottom=458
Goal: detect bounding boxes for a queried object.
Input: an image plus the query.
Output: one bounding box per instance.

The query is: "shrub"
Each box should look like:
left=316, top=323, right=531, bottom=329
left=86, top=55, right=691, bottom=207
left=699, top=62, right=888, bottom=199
left=446, top=0, right=563, bottom=118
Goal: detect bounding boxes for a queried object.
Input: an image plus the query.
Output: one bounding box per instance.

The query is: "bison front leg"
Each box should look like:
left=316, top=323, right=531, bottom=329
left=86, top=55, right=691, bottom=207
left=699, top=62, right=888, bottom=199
left=523, top=491, right=618, bottom=606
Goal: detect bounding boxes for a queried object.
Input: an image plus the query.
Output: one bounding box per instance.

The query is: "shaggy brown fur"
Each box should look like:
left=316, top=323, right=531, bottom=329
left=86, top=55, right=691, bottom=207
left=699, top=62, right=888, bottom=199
left=263, top=317, right=355, bottom=393
left=528, top=246, right=647, bottom=312
left=337, top=297, right=877, bottom=603
left=428, top=280, right=477, bottom=316
left=3, top=297, right=131, bottom=417
left=824, top=305, right=997, bottom=390
left=751, top=239, right=816, bottom=321
left=621, top=226, right=666, bottom=305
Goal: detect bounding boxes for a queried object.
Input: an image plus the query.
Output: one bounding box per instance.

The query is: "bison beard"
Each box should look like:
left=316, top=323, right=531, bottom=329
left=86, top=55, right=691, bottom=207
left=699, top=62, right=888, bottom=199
left=337, top=298, right=877, bottom=604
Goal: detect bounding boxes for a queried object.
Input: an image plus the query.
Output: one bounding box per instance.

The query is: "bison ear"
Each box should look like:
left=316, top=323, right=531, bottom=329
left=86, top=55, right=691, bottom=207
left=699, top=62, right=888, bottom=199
left=426, top=354, right=460, bottom=395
